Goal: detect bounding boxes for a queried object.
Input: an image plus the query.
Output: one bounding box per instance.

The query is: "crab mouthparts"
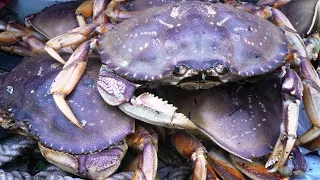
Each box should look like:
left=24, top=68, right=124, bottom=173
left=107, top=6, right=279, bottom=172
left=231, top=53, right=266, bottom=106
left=177, top=75, right=223, bottom=90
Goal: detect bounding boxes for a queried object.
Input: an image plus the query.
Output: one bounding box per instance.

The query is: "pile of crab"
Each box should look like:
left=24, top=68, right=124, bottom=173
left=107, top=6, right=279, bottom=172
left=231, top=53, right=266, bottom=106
left=1, top=0, right=320, bottom=179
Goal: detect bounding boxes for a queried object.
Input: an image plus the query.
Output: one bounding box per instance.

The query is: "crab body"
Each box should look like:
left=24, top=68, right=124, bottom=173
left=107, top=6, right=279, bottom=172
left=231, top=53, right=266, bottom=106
left=0, top=54, right=158, bottom=179
left=98, top=1, right=288, bottom=88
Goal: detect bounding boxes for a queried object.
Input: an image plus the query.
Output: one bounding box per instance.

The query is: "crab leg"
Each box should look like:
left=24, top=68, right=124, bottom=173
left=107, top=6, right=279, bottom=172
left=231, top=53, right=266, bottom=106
left=0, top=44, right=32, bottom=57
left=172, top=132, right=282, bottom=180
left=50, top=41, right=91, bottom=129
left=230, top=155, right=286, bottom=179
left=241, top=5, right=320, bottom=171
left=75, top=0, right=94, bottom=26
left=256, top=0, right=292, bottom=8
left=0, top=21, right=47, bottom=42
left=106, top=0, right=137, bottom=22
left=0, top=21, right=47, bottom=56
left=127, top=125, right=158, bottom=180
left=265, top=69, right=302, bottom=172
left=207, top=149, right=247, bottom=180
left=278, top=147, right=307, bottom=177
left=269, top=8, right=320, bottom=146
left=294, top=59, right=320, bottom=145
left=92, top=0, right=110, bottom=23
left=45, top=24, right=99, bottom=64
left=76, top=0, right=110, bottom=26
left=172, top=131, right=207, bottom=180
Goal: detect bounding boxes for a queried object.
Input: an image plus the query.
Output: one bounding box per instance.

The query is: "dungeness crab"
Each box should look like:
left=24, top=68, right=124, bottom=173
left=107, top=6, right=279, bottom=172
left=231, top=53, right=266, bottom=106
left=0, top=53, right=158, bottom=179
left=45, top=0, right=320, bottom=172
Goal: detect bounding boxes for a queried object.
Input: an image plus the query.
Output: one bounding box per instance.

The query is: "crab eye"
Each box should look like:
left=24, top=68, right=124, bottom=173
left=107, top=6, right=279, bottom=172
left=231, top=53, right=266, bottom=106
left=214, top=64, right=229, bottom=75
left=174, top=65, right=188, bottom=75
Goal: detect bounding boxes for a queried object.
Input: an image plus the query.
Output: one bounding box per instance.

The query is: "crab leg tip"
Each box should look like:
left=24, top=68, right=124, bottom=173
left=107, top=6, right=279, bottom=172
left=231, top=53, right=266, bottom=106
left=44, top=46, right=66, bottom=64
left=53, top=94, right=84, bottom=130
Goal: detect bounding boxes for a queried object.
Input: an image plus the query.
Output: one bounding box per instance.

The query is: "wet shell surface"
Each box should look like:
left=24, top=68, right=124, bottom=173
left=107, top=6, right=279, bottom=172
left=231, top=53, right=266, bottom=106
left=163, top=81, right=283, bottom=159
left=0, top=54, right=134, bottom=154
left=99, top=1, right=288, bottom=82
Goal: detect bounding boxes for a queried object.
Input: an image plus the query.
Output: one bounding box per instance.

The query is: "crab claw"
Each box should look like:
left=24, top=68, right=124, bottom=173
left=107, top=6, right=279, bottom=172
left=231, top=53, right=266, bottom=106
left=97, top=68, right=197, bottom=129
left=51, top=41, right=91, bottom=129
left=230, top=155, right=286, bottom=179
left=265, top=69, right=302, bottom=172
left=119, top=93, right=197, bottom=129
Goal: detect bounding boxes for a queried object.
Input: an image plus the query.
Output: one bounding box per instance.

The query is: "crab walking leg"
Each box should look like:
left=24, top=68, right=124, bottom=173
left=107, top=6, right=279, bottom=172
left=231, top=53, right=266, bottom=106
left=266, top=69, right=302, bottom=172
left=265, top=6, right=320, bottom=151
left=0, top=31, right=45, bottom=55
left=0, top=21, right=47, bottom=42
left=0, top=21, right=48, bottom=55
left=45, top=23, right=99, bottom=64
left=207, top=149, right=246, bottom=180
left=51, top=41, right=91, bottom=129
left=106, top=0, right=137, bottom=22
left=229, top=155, right=285, bottom=179
left=75, top=0, right=94, bottom=26
left=76, top=0, right=110, bottom=26
left=127, top=125, right=158, bottom=180
left=0, top=44, right=32, bottom=57
left=295, top=60, right=320, bottom=145
left=256, top=0, right=292, bottom=8
left=271, top=8, right=320, bottom=146
left=172, top=131, right=207, bottom=180
left=39, top=141, right=128, bottom=179
left=92, top=0, right=110, bottom=23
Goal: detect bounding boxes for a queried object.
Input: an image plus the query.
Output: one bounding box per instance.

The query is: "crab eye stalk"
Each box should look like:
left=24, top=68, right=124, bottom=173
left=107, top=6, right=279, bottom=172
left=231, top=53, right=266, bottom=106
left=215, top=64, right=225, bottom=73
left=174, top=65, right=188, bottom=76
left=206, top=64, right=229, bottom=76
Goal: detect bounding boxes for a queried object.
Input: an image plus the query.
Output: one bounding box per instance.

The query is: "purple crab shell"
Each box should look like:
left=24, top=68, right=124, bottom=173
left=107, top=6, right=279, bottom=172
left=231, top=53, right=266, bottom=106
left=0, top=54, right=134, bottom=154
left=163, top=81, right=283, bottom=160
left=99, top=1, right=288, bottom=82
left=25, top=0, right=87, bottom=39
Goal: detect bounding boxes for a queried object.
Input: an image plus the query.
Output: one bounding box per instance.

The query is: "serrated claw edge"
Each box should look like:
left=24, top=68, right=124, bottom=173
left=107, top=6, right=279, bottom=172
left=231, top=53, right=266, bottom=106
left=134, top=93, right=178, bottom=113
left=119, top=93, right=197, bottom=129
